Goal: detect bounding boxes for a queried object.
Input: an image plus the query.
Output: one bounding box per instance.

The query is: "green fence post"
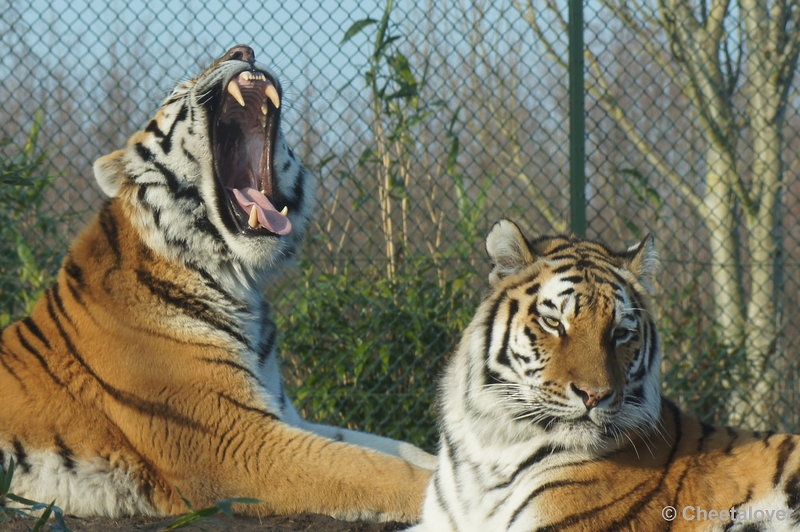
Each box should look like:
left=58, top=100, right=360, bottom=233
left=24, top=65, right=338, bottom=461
left=569, top=0, right=586, bottom=237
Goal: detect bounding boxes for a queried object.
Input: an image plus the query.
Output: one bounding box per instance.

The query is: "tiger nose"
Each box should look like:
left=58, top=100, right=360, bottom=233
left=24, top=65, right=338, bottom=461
left=224, top=44, right=256, bottom=65
left=571, top=384, right=613, bottom=409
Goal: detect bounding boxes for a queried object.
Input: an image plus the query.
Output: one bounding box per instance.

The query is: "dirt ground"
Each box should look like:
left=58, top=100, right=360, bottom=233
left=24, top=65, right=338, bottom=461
left=1, top=513, right=409, bottom=532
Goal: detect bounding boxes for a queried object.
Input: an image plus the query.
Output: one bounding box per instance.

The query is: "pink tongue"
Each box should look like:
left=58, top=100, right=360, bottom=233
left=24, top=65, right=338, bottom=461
left=229, top=187, right=292, bottom=236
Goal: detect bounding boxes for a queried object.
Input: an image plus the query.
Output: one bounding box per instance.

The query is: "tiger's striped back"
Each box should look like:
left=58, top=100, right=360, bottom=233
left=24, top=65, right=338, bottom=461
left=410, top=220, right=800, bottom=532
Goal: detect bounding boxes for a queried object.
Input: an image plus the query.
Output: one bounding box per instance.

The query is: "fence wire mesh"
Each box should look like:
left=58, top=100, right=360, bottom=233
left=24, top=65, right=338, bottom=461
left=2, top=0, right=799, bottom=451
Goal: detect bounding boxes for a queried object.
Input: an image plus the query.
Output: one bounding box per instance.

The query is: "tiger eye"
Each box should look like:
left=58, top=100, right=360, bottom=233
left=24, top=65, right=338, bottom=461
left=541, top=316, right=561, bottom=330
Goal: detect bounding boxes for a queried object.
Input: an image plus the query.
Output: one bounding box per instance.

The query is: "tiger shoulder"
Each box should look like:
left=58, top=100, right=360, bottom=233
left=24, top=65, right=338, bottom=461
left=409, top=219, right=800, bottom=532
left=0, top=44, right=432, bottom=521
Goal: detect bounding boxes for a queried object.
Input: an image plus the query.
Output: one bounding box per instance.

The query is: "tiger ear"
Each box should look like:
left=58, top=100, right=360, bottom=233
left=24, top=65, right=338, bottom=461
left=624, top=234, right=659, bottom=292
left=485, top=220, right=534, bottom=286
left=93, top=149, right=128, bottom=198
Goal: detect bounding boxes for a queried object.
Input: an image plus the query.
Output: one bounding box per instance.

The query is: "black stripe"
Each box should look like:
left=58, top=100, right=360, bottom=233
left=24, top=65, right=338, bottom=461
left=699, top=422, right=716, bottom=448
left=558, top=288, right=575, bottom=297
left=785, top=472, right=800, bottom=521
left=181, top=138, right=197, bottom=163
left=15, top=326, right=63, bottom=385
left=496, top=299, right=519, bottom=368
left=135, top=269, right=248, bottom=347
left=21, top=317, right=50, bottom=349
left=218, top=392, right=278, bottom=421
left=525, top=283, right=540, bottom=296
left=98, top=202, right=121, bottom=264
left=188, top=265, right=247, bottom=310
left=561, top=275, right=583, bottom=284
left=281, top=159, right=292, bottom=172
left=216, top=427, right=240, bottom=463
left=49, top=283, right=75, bottom=328
left=64, top=257, right=84, bottom=287
left=192, top=216, right=225, bottom=243
left=159, top=104, right=188, bottom=154
left=647, top=321, right=660, bottom=370
left=490, top=444, right=563, bottom=491
left=145, top=119, right=165, bottom=139
left=553, top=264, right=573, bottom=274
left=509, top=479, right=595, bottom=527
left=774, top=436, right=797, bottom=487
left=724, top=487, right=755, bottom=531
left=13, top=439, right=31, bottom=474
left=483, top=290, right=508, bottom=385
left=258, top=327, right=277, bottom=365
left=0, top=349, right=28, bottom=391
left=512, top=350, right=531, bottom=364
left=279, top=382, right=287, bottom=412
left=545, top=243, right=574, bottom=256
left=288, top=166, right=307, bottom=211
left=522, top=326, right=537, bottom=346
left=152, top=160, right=181, bottom=195
left=432, top=469, right=459, bottom=531
left=55, top=435, right=76, bottom=471
left=201, top=358, right=257, bottom=381
left=65, top=278, right=89, bottom=312
left=135, top=143, right=155, bottom=163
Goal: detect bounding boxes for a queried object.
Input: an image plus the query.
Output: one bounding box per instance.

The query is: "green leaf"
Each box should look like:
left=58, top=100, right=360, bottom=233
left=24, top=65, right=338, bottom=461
left=31, top=502, right=54, bottom=532
left=340, top=18, right=378, bottom=44
left=0, top=456, right=14, bottom=495
left=215, top=497, right=262, bottom=517
left=7, top=492, right=43, bottom=506
left=374, top=0, right=394, bottom=59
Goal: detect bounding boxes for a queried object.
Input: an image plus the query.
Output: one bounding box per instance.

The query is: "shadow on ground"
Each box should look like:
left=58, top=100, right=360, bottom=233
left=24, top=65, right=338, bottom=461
left=2, top=513, right=408, bottom=531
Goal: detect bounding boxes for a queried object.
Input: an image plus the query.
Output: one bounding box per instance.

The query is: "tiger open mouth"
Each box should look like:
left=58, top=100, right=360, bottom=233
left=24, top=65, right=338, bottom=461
left=212, top=69, right=291, bottom=236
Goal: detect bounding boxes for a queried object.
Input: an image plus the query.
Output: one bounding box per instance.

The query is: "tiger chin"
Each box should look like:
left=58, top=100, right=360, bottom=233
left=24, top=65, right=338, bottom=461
left=409, top=220, right=800, bottom=532
left=0, top=45, right=433, bottom=522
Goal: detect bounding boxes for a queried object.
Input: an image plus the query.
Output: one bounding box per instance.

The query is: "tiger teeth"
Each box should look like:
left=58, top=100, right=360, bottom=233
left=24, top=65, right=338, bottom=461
left=227, top=81, right=245, bottom=107
left=261, top=103, right=268, bottom=115
left=265, top=85, right=280, bottom=109
left=241, top=72, right=265, bottom=82
left=280, top=206, right=288, bottom=216
left=248, top=205, right=258, bottom=228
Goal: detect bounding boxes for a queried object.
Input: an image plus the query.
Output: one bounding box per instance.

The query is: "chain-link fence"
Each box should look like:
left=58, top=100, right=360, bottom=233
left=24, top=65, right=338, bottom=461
left=2, top=1, right=799, bottom=451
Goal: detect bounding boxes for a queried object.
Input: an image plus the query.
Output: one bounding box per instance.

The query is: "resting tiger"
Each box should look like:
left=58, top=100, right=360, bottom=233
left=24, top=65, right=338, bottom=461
left=0, top=45, right=433, bottom=521
left=409, top=220, right=800, bottom=532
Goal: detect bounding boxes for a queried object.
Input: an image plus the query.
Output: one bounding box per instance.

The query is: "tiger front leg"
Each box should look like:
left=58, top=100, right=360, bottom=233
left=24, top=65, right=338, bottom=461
left=286, top=414, right=437, bottom=471
left=163, top=415, right=431, bottom=523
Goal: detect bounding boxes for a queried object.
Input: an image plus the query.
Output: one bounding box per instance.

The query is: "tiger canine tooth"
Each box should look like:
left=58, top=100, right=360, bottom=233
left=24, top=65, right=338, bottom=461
left=248, top=205, right=258, bottom=228
left=265, top=85, right=280, bottom=109
left=227, top=81, right=245, bottom=107
left=261, top=103, right=268, bottom=115
left=280, top=206, right=288, bottom=216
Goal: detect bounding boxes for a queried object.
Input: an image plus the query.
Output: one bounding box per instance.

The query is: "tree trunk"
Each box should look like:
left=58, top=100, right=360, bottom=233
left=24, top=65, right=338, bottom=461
left=702, top=144, right=746, bottom=348
left=730, top=0, right=793, bottom=429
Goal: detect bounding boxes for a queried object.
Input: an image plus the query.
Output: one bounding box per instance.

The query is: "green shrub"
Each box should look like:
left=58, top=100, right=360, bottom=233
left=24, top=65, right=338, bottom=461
left=0, top=113, right=62, bottom=327
left=278, top=257, right=481, bottom=452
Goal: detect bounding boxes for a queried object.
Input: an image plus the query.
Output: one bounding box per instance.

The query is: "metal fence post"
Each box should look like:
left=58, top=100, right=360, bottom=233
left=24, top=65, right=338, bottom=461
left=569, top=0, right=586, bottom=237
